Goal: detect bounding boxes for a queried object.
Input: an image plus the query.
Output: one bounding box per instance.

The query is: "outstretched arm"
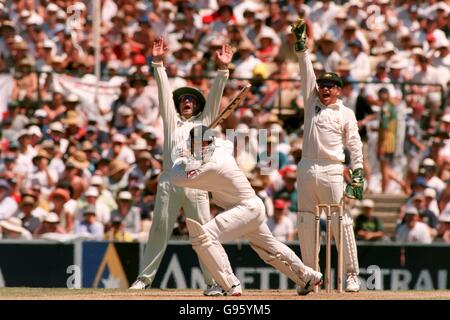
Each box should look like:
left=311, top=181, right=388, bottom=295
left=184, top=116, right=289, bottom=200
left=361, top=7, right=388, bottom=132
left=152, top=37, right=176, bottom=125
left=291, top=19, right=317, bottom=107
left=202, top=44, right=233, bottom=125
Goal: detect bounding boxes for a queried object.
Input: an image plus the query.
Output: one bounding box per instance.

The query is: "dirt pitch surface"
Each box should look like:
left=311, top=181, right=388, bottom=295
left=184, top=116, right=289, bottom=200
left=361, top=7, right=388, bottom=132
left=1, top=288, right=449, bottom=300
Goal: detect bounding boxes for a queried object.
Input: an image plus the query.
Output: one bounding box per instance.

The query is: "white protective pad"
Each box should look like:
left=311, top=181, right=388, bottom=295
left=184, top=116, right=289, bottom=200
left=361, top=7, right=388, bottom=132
left=250, top=242, right=311, bottom=287
left=186, top=218, right=236, bottom=291
left=330, top=211, right=359, bottom=274
left=297, top=212, right=319, bottom=269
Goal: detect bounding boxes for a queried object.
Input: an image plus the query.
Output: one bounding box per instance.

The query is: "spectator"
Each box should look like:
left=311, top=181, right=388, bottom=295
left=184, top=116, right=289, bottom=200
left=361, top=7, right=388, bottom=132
left=77, top=186, right=111, bottom=225
left=410, top=193, right=439, bottom=239
left=48, top=187, right=73, bottom=233
left=37, top=212, right=69, bottom=241
left=377, top=87, right=409, bottom=194
left=251, top=177, right=274, bottom=218
left=424, top=187, right=440, bottom=217
left=172, top=212, right=189, bottom=239
left=344, top=39, right=370, bottom=81
left=404, top=102, right=426, bottom=188
left=395, top=206, right=432, bottom=244
left=0, top=179, right=18, bottom=220
left=354, top=199, right=386, bottom=241
left=437, top=208, right=450, bottom=243
left=110, top=190, right=141, bottom=240
left=106, top=159, right=130, bottom=197
left=104, top=216, right=133, bottom=242
left=0, top=217, right=32, bottom=240
left=16, top=195, right=42, bottom=235
left=266, top=199, right=294, bottom=242
left=418, top=158, right=446, bottom=197
left=73, top=205, right=104, bottom=240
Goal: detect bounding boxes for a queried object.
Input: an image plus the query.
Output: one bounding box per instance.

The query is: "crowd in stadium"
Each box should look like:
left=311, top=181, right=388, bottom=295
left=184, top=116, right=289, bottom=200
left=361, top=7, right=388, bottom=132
left=0, top=0, right=449, bottom=244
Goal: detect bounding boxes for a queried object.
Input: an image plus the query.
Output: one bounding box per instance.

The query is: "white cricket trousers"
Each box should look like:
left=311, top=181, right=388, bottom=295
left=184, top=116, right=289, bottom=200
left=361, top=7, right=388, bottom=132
left=203, top=197, right=311, bottom=286
left=296, top=158, right=359, bottom=275
left=139, top=172, right=214, bottom=286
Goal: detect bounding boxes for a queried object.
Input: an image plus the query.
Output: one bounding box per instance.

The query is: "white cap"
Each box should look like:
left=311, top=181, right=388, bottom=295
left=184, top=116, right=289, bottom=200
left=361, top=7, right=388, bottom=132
left=160, top=1, right=176, bottom=12
left=18, top=129, right=30, bottom=139
left=442, top=113, right=450, bottom=123
left=440, top=213, right=450, bottom=223
left=46, top=3, right=59, bottom=12
left=65, top=93, right=79, bottom=102
left=422, top=158, right=436, bottom=167
left=85, top=186, right=99, bottom=197
left=44, top=212, right=60, bottom=223
left=0, top=217, right=24, bottom=233
left=28, top=125, right=42, bottom=137
left=361, top=199, right=374, bottom=208
left=56, top=10, right=67, bottom=20
left=118, top=106, right=133, bottom=116
left=424, top=188, right=436, bottom=199
left=135, top=1, right=147, bottom=11
left=49, top=122, right=64, bottom=133
left=90, top=175, right=104, bottom=186
left=112, top=133, right=126, bottom=144
left=34, top=109, right=48, bottom=118
left=42, top=39, right=55, bottom=49
left=131, top=138, right=148, bottom=150
left=107, top=60, right=120, bottom=70
left=73, top=2, right=86, bottom=11
left=404, top=206, right=419, bottom=215
left=27, top=14, right=44, bottom=26
left=20, top=10, right=31, bottom=18
left=118, top=191, right=132, bottom=200
left=436, top=38, right=449, bottom=49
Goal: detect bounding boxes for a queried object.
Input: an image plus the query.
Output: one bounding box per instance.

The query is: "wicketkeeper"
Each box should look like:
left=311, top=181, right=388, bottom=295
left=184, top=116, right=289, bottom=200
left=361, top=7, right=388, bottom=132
left=170, top=126, right=323, bottom=296
left=291, top=19, right=364, bottom=293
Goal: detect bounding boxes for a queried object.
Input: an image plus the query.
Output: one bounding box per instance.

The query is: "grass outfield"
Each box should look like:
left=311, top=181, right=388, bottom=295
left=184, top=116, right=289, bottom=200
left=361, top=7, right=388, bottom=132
left=0, top=288, right=449, bottom=300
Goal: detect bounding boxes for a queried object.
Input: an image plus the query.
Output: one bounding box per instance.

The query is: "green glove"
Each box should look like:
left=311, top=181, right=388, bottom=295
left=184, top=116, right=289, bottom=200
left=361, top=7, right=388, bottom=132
left=290, top=18, right=307, bottom=52
left=344, top=168, right=364, bottom=200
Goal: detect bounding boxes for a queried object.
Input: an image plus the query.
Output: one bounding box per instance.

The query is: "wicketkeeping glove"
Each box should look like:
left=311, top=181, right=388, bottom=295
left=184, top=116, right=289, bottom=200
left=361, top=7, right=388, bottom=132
left=344, top=168, right=364, bottom=200
left=291, top=18, right=307, bottom=52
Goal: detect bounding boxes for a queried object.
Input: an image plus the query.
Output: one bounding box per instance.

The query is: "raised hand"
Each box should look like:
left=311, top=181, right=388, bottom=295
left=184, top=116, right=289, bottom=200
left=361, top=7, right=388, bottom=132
left=152, top=37, right=168, bottom=63
left=290, top=18, right=307, bottom=52
left=216, top=44, right=234, bottom=70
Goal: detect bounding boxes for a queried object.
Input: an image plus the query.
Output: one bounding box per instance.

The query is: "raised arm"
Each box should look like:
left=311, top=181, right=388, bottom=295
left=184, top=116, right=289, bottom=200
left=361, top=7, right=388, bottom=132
left=151, top=37, right=176, bottom=125
left=201, top=44, right=233, bottom=125
left=291, top=19, right=317, bottom=107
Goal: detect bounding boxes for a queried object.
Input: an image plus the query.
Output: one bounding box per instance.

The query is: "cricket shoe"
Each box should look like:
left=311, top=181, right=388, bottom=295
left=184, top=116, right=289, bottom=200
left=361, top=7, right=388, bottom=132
left=129, top=279, right=148, bottom=290
left=203, top=283, right=242, bottom=296
left=203, top=284, right=225, bottom=296
left=296, top=270, right=323, bottom=296
left=225, top=284, right=242, bottom=296
left=345, top=273, right=360, bottom=292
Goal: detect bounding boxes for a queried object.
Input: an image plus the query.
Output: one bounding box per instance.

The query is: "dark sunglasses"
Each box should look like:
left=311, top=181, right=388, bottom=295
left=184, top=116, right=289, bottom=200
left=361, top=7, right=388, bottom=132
left=179, top=94, right=197, bottom=103
left=318, top=82, right=336, bottom=89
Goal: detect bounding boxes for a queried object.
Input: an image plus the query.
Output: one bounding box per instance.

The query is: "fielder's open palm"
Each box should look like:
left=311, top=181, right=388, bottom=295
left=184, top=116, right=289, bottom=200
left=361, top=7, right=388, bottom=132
left=216, top=44, right=233, bottom=68
left=152, top=37, right=168, bottom=62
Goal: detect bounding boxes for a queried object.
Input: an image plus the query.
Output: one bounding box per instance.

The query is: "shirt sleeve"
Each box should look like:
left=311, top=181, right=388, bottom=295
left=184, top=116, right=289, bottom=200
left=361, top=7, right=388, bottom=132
left=201, top=69, right=229, bottom=125
left=152, top=62, right=177, bottom=126
left=296, top=50, right=318, bottom=111
left=344, top=108, right=364, bottom=170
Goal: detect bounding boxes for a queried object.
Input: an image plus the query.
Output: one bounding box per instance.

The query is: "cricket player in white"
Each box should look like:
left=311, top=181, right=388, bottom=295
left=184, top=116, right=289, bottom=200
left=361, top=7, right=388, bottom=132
left=170, top=126, right=323, bottom=296
left=291, top=19, right=364, bottom=293
left=130, top=38, right=233, bottom=292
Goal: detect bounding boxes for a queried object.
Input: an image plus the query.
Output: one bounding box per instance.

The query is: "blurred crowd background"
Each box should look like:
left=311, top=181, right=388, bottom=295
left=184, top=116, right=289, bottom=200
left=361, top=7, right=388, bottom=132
left=0, top=0, right=449, bottom=244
